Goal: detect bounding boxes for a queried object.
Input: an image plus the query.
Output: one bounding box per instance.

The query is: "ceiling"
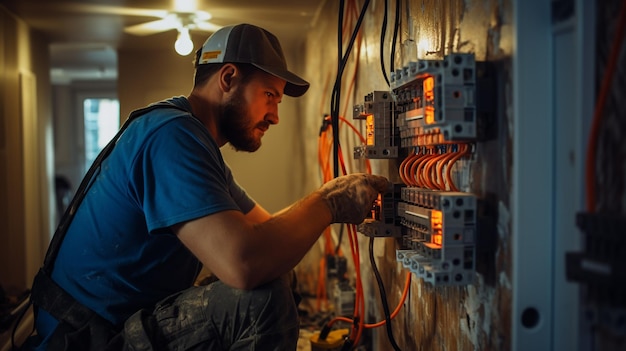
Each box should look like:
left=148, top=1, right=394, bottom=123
left=1, top=0, right=323, bottom=83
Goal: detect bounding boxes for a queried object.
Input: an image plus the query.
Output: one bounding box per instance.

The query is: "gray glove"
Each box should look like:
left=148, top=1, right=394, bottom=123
left=317, top=173, right=390, bottom=224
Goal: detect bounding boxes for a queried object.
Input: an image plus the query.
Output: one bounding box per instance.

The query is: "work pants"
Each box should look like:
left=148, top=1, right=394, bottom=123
left=121, top=275, right=300, bottom=350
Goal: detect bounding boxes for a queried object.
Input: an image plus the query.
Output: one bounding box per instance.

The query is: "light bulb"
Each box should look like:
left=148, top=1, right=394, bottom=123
left=174, top=28, right=193, bottom=56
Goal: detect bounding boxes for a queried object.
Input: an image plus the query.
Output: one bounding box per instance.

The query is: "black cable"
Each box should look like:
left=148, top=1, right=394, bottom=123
left=332, top=0, right=345, bottom=179
left=331, top=0, right=371, bottom=179
left=390, top=0, right=401, bottom=75
left=369, top=237, right=402, bottom=351
left=380, top=0, right=390, bottom=86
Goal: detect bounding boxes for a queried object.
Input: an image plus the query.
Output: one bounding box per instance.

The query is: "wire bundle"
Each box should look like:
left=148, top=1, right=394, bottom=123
left=316, top=0, right=407, bottom=349
left=399, top=143, right=471, bottom=191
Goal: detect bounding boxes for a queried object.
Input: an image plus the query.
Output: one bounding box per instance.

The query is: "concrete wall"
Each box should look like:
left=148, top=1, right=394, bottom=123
left=296, top=1, right=513, bottom=349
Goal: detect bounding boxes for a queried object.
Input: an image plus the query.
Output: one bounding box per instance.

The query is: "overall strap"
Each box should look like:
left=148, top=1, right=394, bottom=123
left=41, top=101, right=190, bottom=274
left=21, top=101, right=192, bottom=349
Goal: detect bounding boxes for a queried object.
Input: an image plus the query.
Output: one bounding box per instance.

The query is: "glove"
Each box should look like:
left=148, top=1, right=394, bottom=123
left=317, top=173, right=390, bottom=224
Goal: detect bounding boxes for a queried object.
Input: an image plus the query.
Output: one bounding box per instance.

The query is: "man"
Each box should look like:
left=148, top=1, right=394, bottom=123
left=30, top=23, right=389, bottom=350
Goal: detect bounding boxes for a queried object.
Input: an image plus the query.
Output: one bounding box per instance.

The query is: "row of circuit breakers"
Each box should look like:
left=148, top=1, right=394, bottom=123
left=354, top=53, right=480, bottom=287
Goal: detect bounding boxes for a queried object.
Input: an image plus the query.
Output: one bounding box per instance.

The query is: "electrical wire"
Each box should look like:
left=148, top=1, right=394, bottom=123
left=369, top=237, right=402, bottom=351
left=321, top=1, right=417, bottom=348
left=332, top=0, right=346, bottom=179
left=322, top=272, right=412, bottom=328
left=406, top=150, right=424, bottom=187
left=398, top=149, right=415, bottom=185
left=380, top=0, right=390, bottom=86
left=585, top=0, right=626, bottom=212
left=390, top=0, right=401, bottom=75
left=331, top=0, right=370, bottom=178
left=436, top=144, right=457, bottom=190
left=335, top=224, right=346, bottom=255
left=327, top=272, right=412, bottom=329
left=317, top=114, right=371, bottom=312
left=347, top=223, right=365, bottom=345
left=446, top=143, right=469, bottom=192
left=414, top=149, right=434, bottom=187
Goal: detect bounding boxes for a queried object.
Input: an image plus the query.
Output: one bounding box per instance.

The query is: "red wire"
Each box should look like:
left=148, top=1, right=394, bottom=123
left=585, top=0, right=626, bottom=212
left=324, top=272, right=412, bottom=329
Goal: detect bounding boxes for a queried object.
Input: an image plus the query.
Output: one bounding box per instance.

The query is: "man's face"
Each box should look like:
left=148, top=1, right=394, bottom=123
left=218, top=70, right=285, bottom=152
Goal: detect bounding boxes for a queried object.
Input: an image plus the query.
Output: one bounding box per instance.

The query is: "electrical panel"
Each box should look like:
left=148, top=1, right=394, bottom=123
left=392, top=54, right=477, bottom=142
left=353, top=91, right=398, bottom=159
left=396, top=188, right=476, bottom=286
left=355, top=53, right=480, bottom=287
left=566, top=212, right=626, bottom=335
left=333, top=281, right=356, bottom=317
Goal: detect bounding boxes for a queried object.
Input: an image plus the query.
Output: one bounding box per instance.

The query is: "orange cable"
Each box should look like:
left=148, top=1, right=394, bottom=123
left=423, top=151, right=446, bottom=190
left=585, top=0, right=626, bottom=212
left=415, top=151, right=434, bottom=188
left=403, top=150, right=421, bottom=186
left=325, top=272, right=412, bottom=328
left=398, top=150, right=414, bottom=185
left=446, top=144, right=469, bottom=192
left=409, top=152, right=428, bottom=187
left=433, top=151, right=452, bottom=190
left=438, top=145, right=458, bottom=191
left=316, top=257, right=327, bottom=311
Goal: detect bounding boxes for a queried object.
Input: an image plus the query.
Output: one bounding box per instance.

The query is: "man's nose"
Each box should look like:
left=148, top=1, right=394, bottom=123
left=266, top=113, right=279, bottom=125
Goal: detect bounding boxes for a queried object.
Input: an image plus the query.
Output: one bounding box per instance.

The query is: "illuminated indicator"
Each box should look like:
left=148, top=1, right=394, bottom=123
left=424, top=76, right=434, bottom=100
left=366, top=114, right=374, bottom=146
left=433, top=234, right=442, bottom=245
left=371, top=194, right=382, bottom=219
left=423, top=76, right=435, bottom=124
left=431, top=210, right=442, bottom=247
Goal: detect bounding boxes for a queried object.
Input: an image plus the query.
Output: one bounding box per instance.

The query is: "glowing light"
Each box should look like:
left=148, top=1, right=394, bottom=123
left=366, top=114, right=375, bottom=146
left=175, top=28, right=193, bottom=56
left=423, top=76, right=435, bottom=124
left=431, top=210, right=443, bottom=247
left=174, top=0, right=197, bottom=12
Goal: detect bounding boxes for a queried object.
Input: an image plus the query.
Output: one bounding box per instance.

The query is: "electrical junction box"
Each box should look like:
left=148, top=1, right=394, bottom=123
left=395, top=188, right=476, bottom=286
left=393, top=53, right=477, bottom=143
left=332, top=281, right=355, bottom=317
left=354, top=53, right=482, bottom=287
left=353, top=90, right=398, bottom=159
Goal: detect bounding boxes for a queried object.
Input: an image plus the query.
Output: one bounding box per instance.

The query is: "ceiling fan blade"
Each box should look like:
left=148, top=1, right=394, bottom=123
left=124, top=18, right=179, bottom=36
left=57, top=3, right=168, bottom=18
left=192, top=21, right=222, bottom=32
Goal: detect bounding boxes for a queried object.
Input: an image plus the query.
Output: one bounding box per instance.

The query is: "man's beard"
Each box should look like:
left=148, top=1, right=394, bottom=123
left=218, top=91, right=269, bottom=152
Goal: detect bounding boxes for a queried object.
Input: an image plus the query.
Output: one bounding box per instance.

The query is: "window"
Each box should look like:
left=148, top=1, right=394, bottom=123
left=83, top=98, right=119, bottom=171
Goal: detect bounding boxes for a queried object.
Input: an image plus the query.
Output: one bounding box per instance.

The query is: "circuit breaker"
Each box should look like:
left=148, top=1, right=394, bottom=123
left=353, top=91, right=398, bottom=159
left=355, top=53, right=480, bottom=287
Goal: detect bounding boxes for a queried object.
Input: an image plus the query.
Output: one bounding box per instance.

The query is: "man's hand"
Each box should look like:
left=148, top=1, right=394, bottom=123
left=317, top=173, right=390, bottom=224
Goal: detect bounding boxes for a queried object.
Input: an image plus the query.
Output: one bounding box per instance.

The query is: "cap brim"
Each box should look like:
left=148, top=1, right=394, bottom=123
left=252, top=64, right=310, bottom=97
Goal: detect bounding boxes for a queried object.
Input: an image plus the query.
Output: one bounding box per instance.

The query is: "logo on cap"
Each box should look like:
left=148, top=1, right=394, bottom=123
left=200, top=50, right=222, bottom=64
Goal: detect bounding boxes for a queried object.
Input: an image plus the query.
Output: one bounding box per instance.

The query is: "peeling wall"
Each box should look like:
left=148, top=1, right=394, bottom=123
left=297, top=0, right=513, bottom=349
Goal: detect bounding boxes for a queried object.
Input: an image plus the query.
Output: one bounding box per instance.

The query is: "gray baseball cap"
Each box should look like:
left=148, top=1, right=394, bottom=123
left=196, top=23, right=310, bottom=97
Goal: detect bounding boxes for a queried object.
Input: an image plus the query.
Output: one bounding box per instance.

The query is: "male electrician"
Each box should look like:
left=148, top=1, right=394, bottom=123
left=29, top=23, right=389, bottom=350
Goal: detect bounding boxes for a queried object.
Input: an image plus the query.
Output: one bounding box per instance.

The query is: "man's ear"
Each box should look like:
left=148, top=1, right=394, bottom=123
left=218, top=64, right=237, bottom=93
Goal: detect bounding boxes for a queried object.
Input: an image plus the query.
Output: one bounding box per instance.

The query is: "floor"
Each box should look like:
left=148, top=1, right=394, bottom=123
left=297, top=329, right=315, bottom=351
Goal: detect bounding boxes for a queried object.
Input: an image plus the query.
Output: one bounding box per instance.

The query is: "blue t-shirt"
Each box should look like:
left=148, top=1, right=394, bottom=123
left=35, top=96, right=255, bottom=346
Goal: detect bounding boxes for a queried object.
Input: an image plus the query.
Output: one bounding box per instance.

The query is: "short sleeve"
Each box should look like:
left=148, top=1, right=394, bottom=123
left=126, top=115, right=249, bottom=233
left=223, top=163, right=256, bottom=214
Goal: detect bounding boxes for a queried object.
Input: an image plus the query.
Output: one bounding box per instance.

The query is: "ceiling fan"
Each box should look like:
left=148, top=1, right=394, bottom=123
left=59, top=1, right=224, bottom=56
left=124, top=9, right=221, bottom=56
